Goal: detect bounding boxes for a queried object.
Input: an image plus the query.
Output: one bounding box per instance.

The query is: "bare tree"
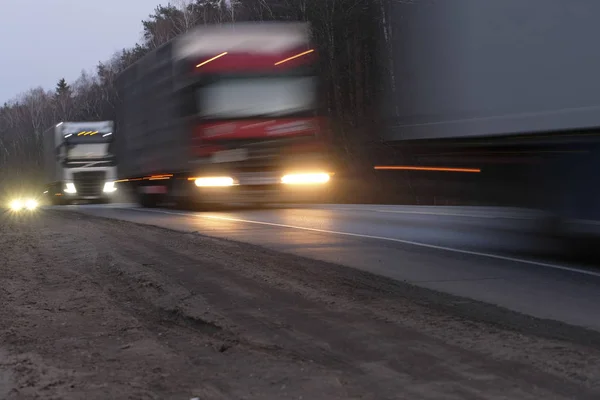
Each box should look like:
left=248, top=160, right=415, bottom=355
left=173, top=0, right=201, bottom=31
left=0, top=0, right=387, bottom=189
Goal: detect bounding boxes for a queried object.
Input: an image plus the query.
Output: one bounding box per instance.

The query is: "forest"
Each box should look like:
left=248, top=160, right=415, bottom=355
left=0, top=0, right=392, bottom=190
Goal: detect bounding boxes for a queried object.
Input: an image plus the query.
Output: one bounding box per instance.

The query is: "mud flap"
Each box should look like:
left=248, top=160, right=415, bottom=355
left=532, top=143, right=600, bottom=260
left=137, top=184, right=167, bottom=208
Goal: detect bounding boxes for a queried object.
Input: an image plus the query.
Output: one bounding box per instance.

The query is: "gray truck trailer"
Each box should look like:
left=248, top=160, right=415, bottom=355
left=378, top=0, right=600, bottom=235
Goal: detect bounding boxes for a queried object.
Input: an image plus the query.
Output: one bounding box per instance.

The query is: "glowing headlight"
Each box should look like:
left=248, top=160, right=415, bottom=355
left=103, top=181, right=117, bottom=193
left=194, top=177, right=235, bottom=187
left=10, top=199, right=23, bottom=211
left=64, top=183, right=76, bottom=193
left=25, top=199, right=38, bottom=210
left=281, top=173, right=330, bottom=185
left=9, top=199, right=37, bottom=211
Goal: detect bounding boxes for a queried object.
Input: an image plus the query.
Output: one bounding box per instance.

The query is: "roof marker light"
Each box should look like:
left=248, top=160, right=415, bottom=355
left=274, top=49, right=314, bottom=66
left=196, top=52, right=228, bottom=68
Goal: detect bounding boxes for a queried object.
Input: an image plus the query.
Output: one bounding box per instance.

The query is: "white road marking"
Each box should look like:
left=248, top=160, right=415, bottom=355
left=332, top=207, right=537, bottom=219
left=67, top=203, right=536, bottom=219
left=273, top=204, right=540, bottom=220
left=131, top=207, right=600, bottom=279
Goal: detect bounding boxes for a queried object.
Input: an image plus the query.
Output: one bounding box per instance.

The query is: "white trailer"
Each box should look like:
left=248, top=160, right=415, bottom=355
left=43, top=121, right=117, bottom=204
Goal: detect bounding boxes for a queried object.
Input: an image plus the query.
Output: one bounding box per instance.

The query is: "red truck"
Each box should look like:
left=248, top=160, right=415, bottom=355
left=115, top=22, right=332, bottom=208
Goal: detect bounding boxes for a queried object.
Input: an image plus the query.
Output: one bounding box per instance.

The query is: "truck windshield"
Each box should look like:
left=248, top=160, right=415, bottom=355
left=197, top=76, right=316, bottom=119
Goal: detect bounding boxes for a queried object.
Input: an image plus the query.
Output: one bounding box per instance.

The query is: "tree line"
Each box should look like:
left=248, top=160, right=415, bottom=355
left=0, top=0, right=392, bottom=188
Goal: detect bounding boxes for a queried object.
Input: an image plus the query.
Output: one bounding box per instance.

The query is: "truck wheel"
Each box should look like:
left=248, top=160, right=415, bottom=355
left=169, top=179, right=197, bottom=210
left=51, top=196, right=65, bottom=206
left=138, top=193, right=159, bottom=208
left=174, top=197, right=197, bottom=211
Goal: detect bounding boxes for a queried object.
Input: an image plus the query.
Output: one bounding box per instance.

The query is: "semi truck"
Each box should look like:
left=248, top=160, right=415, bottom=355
left=43, top=121, right=117, bottom=204
left=377, top=0, right=600, bottom=238
left=115, top=22, right=332, bottom=208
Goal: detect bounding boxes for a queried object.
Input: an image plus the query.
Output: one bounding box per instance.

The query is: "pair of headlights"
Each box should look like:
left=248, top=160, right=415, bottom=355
left=193, top=173, right=330, bottom=187
left=9, top=198, right=38, bottom=211
left=64, top=182, right=117, bottom=194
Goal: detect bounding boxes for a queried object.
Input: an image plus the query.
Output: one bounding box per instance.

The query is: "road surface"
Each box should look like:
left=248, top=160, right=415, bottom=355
left=59, top=203, right=600, bottom=332
left=3, top=206, right=600, bottom=398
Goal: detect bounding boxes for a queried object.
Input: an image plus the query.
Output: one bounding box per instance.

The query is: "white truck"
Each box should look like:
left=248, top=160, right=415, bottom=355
left=42, top=121, right=117, bottom=205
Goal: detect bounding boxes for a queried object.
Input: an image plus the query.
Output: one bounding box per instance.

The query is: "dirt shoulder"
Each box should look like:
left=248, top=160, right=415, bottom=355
left=1, top=210, right=600, bottom=399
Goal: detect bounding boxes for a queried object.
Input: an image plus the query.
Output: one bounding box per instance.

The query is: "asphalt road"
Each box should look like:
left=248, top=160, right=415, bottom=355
left=52, top=203, right=600, bottom=332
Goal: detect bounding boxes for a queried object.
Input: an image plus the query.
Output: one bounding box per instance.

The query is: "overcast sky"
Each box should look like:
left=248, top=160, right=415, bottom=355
left=0, top=0, right=157, bottom=103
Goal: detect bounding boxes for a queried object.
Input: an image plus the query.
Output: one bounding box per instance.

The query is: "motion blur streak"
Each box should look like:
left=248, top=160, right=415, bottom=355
left=374, top=165, right=481, bottom=173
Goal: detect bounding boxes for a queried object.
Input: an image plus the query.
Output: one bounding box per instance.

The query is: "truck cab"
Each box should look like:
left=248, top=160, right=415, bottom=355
left=116, top=22, right=333, bottom=208
left=43, top=121, right=117, bottom=204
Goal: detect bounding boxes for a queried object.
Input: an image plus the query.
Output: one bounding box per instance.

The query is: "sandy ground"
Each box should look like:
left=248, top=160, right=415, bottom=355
left=1, top=210, right=600, bottom=399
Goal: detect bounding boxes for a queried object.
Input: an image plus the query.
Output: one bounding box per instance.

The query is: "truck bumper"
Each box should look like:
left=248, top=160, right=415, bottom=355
left=62, top=194, right=112, bottom=203
left=193, top=184, right=330, bottom=205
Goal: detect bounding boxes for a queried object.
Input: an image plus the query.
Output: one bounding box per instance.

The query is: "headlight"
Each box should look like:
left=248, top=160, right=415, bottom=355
left=64, top=183, right=76, bottom=193
left=10, top=199, right=23, bottom=211
left=281, top=173, right=330, bottom=185
left=194, top=177, right=235, bottom=187
left=25, top=199, right=38, bottom=210
left=103, top=181, right=117, bottom=193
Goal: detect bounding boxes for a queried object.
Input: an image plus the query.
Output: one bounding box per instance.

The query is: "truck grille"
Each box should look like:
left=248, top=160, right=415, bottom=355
left=205, top=136, right=323, bottom=171
left=73, top=171, right=106, bottom=196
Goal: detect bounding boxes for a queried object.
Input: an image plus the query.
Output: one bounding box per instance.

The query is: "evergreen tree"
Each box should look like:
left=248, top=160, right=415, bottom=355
left=55, top=78, right=71, bottom=98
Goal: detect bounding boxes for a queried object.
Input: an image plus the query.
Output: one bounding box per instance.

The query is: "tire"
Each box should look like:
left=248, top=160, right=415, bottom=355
left=51, top=196, right=66, bottom=206
left=138, top=193, right=159, bottom=208
left=175, top=197, right=197, bottom=210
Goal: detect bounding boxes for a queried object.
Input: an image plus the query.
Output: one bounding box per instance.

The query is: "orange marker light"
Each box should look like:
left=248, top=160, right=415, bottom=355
left=196, top=52, right=228, bottom=68
left=275, top=49, right=314, bottom=66
left=374, top=165, right=481, bottom=173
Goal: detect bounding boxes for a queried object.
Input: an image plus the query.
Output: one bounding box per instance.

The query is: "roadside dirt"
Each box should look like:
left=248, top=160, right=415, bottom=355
left=1, top=210, right=600, bottom=399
